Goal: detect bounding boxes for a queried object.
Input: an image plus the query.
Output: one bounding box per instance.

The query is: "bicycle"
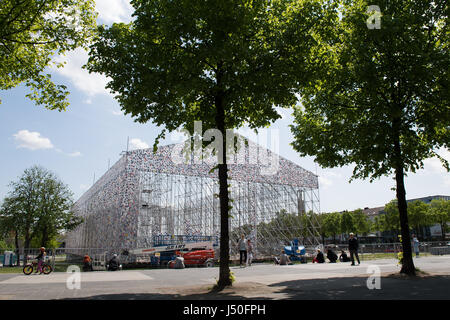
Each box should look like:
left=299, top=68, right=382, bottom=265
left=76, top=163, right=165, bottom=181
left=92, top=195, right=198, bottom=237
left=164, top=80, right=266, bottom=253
left=23, top=260, right=53, bottom=275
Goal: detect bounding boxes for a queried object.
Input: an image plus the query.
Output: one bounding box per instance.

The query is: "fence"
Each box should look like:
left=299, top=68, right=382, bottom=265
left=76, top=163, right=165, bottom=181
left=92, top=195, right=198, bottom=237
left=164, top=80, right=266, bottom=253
left=0, top=248, right=129, bottom=271
left=326, top=241, right=449, bottom=261
left=1, top=241, right=449, bottom=268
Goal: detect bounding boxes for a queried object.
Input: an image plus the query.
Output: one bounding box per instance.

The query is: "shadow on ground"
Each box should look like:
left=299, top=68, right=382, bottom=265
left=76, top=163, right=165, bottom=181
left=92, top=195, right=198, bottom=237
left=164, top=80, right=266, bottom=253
left=59, top=275, right=450, bottom=300
left=266, top=275, right=450, bottom=299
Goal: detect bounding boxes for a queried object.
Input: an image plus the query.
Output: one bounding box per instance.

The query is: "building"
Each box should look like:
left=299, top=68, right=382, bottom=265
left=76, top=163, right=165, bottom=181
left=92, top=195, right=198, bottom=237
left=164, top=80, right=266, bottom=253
left=363, top=195, right=450, bottom=240
left=66, top=138, right=321, bottom=256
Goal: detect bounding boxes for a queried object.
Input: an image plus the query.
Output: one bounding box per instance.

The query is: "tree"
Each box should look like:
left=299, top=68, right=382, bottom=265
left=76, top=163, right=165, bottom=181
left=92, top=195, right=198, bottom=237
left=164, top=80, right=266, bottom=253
left=430, top=199, right=450, bottom=241
left=340, top=211, right=355, bottom=236
left=0, top=0, right=97, bottom=109
left=353, top=209, right=371, bottom=236
left=290, top=0, right=449, bottom=275
left=0, top=196, right=26, bottom=265
left=371, top=215, right=383, bottom=235
left=407, top=200, right=432, bottom=240
left=323, top=212, right=341, bottom=243
left=0, top=166, right=82, bottom=259
left=383, top=200, right=401, bottom=238
left=87, top=0, right=333, bottom=289
left=315, top=213, right=328, bottom=245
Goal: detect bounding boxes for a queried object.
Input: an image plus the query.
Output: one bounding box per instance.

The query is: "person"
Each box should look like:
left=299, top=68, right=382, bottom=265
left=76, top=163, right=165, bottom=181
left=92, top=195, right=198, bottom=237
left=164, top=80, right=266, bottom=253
left=273, top=256, right=280, bottom=264
left=280, top=250, right=291, bottom=265
left=247, top=239, right=253, bottom=266
left=35, top=247, right=46, bottom=274
left=339, top=250, right=351, bottom=262
left=412, top=234, right=420, bottom=258
left=238, top=234, right=247, bottom=268
left=312, top=249, right=325, bottom=263
left=173, top=255, right=185, bottom=269
left=348, top=233, right=360, bottom=266
left=327, top=248, right=338, bottom=263
left=83, top=254, right=93, bottom=272
left=108, top=254, right=120, bottom=271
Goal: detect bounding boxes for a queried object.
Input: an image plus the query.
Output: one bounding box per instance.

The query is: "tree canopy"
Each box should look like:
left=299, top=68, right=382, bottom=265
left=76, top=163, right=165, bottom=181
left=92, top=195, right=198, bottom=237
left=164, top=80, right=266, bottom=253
left=429, top=199, right=450, bottom=241
left=87, top=0, right=335, bottom=288
left=0, top=165, right=82, bottom=250
left=0, top=0, right=97, bottom=110
left=290, top=0, right=449, bottom=275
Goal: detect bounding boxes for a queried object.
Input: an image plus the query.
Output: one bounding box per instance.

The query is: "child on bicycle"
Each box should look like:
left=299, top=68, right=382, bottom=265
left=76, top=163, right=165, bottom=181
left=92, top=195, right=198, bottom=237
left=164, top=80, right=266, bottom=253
left=35, top=247, right=46, bottom=274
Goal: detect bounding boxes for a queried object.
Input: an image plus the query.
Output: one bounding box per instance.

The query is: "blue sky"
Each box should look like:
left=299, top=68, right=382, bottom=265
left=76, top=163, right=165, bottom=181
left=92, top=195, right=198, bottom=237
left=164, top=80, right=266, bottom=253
left=0, top=0, right=448, bottom=213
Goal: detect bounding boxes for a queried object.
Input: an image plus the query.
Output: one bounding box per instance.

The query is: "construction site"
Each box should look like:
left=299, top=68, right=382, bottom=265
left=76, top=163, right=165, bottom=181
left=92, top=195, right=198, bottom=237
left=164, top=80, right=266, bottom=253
left=65, top=137, right=322, bottom=264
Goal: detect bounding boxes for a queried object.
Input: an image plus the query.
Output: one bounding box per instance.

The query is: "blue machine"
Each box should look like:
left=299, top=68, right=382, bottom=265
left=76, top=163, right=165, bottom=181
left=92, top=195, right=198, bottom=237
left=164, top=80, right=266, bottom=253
left=284, top=239, right=306, bottom=261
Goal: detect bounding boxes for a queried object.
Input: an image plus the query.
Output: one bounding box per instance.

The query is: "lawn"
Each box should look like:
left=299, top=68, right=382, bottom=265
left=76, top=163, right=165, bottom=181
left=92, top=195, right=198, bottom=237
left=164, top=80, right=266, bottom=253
left=0, top=267, right=22, bottom=274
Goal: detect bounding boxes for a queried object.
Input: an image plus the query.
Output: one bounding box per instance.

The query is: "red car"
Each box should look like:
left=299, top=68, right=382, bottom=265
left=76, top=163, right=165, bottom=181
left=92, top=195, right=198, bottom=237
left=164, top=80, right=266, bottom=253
left=179, top=249, right=215, bottom=267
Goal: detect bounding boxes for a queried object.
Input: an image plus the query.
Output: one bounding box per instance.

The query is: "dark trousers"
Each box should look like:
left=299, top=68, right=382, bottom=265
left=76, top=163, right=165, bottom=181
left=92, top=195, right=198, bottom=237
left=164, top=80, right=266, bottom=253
left=239, top=250, right=247, bottom=265
left=350, top=250, right=360, bottom=265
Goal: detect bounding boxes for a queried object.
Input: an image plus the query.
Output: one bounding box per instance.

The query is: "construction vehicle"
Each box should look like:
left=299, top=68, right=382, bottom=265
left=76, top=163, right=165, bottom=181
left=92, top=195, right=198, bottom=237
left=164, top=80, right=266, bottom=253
left=284, top=238, right=306, bottom=262
left=171, top=248, right=215, bottom=268
left=129, top=240, right=216, bottom=267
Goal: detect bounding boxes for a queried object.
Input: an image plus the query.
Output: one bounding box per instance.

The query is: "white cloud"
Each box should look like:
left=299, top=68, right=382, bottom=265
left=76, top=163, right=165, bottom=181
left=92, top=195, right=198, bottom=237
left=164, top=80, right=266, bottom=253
left=423, top=148, right=450, bottom=174
left=13, top=130, right=54, bottom=150
left=318, top=170, right=343, bottom=190
left=51, top=1, right=135, bottom=97
left=112, top=110, right=124, bottom=116
left=95, top=0, right=133, bottom=24
left=319, top=176, right=333, bottom=189
left=80, top=184, right=89, bottom=191
left=52, top=48, right=111, bottom=97
left=67, top=151, right=82, bottom=157
left=129, top=138, right=149, bottom=150
left=13, top=130, right=81, bottom=157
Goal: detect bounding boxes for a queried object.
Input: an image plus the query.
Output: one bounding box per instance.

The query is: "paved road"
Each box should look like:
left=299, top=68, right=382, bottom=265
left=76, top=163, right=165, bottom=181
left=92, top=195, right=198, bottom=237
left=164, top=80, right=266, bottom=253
left=0, top=256, right=449, bottom=300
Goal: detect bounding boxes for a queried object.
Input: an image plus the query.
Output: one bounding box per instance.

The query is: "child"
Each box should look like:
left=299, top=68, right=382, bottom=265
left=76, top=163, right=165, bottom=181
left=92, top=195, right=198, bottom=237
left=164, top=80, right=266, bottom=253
left=35, top=247, right=46, bottom=274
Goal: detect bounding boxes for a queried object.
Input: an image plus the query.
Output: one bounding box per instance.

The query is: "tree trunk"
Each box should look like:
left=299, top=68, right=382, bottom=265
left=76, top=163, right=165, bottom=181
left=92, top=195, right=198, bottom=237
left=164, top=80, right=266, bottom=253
left=215, top=66, right=232, bottom=289
left=441, top=223, right=446, bottom=241
left=41, top=224, right=48, bottom=248
left=392, top=118, right=415, bottom=275
left=14, top=232, right=20, bottom=267
left=24, top=231, right=31, bottom=264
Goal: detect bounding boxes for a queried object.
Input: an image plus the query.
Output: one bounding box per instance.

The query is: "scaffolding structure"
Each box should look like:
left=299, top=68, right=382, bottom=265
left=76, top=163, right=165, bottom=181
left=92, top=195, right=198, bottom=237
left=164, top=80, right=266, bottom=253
left=66, top=138, right=322, bottom=257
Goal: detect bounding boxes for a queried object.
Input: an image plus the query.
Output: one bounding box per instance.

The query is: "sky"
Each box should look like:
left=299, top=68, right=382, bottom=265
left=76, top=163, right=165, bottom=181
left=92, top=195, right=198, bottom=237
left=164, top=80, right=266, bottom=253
left=0, top=0, right=449, bottom=213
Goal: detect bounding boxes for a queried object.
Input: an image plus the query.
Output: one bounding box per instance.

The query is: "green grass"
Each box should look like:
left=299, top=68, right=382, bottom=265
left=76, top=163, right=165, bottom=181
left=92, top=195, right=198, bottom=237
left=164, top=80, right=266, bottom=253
left=0, top=267, right=22, bottom=274
left=360, top=252, right=431, bottom=260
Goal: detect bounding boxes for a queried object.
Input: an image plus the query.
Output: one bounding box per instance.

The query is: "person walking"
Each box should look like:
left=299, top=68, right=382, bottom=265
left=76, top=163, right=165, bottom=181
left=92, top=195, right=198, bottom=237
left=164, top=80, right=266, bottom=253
left=348, top=233, right=360, bottom=266
left=247, top=239, right=253, bottom=266
left=412, top=234, right=420, bottom=258
left=238, top=234, right=247, bottom=268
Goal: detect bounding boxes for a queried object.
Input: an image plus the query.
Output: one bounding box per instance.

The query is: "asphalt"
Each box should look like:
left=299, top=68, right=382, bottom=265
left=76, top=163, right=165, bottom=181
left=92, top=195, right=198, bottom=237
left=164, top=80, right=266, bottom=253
left=0, top=255, right=449, bottom=300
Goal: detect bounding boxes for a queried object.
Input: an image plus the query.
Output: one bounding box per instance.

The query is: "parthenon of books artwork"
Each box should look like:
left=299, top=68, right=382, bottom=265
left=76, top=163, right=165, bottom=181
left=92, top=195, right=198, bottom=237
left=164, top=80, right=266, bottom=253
left=66, top=136, right=322, bottom=257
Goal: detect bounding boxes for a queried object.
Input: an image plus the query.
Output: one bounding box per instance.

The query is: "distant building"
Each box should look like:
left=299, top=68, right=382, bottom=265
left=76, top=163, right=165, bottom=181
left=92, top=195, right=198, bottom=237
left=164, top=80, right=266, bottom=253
left=363, top=195, right=450, bottom=240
